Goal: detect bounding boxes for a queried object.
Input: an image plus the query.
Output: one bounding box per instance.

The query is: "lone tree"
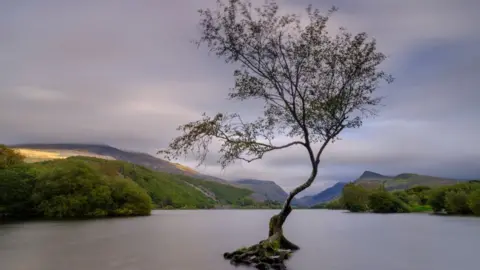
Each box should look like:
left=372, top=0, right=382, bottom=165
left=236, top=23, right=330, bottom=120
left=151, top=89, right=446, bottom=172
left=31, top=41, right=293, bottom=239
left=160, top=0, right=392, bottom=268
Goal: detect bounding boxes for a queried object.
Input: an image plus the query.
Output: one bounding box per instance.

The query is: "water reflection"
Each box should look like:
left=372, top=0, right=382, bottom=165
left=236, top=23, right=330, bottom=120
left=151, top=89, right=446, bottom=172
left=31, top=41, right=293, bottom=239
left=1, top=210, right=479, bottom=270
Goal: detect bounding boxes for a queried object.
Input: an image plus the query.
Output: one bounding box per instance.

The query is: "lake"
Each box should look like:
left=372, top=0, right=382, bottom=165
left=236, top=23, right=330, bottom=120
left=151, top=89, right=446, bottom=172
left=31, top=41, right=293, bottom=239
left=1, top=210, right=479, bottom=270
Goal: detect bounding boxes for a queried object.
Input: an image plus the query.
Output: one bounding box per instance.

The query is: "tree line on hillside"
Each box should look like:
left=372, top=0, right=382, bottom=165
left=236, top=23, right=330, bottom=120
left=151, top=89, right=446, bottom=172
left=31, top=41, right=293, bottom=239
left=1, top=145, right=152, bottom=219
left=1, top=145, right=284, bottom=219
left=314, top=182, right=480, bottom=216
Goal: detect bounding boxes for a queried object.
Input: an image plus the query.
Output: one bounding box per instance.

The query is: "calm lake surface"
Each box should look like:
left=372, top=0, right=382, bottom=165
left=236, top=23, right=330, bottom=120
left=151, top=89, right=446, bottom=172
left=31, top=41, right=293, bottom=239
left=1, top=210, right=479, bottom=270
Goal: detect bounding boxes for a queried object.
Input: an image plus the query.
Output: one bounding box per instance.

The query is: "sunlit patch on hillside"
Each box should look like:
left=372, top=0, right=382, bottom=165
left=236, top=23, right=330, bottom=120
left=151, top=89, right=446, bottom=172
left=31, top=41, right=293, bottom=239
left=173, top=163, right=199, bottom=175
left=13, top=148, right=116, bottom=163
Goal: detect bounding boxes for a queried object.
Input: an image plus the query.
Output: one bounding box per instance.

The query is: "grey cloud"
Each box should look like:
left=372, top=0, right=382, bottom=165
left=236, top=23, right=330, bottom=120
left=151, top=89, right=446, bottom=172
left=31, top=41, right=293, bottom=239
left=1, top=0, right=479, bottom=194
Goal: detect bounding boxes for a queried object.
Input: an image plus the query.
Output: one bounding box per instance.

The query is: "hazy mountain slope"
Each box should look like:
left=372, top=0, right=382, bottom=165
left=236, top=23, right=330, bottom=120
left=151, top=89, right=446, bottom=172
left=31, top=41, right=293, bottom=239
left=179, top=176, right=253, bottom=205
left=299, top=171, right=464, bottom=207
left=355, top=171, right=460, bottom=190
left=358, top=170, right=390, bottom=180
left=232, top=179, right=290, bottom=203
left=13, top=147, right=116, bottom=162
left=11, top=143, right=229, bottom=184
left=297, top=182, right=346, bottom=207
left=11, top=144, right=258, bottom=205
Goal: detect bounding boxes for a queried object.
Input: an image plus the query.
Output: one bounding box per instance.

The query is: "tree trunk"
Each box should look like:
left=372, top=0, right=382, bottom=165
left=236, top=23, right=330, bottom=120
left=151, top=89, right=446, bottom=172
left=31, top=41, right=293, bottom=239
left=267, top=204, right=299, bottom=250
left=266, top=168, right=318, bottom=249
left=223, top=171, right=318, bottom=268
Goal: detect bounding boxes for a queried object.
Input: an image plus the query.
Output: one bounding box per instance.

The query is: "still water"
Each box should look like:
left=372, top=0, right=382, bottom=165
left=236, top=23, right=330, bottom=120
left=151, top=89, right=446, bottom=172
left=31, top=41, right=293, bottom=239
left=1, top=210, right=479, bottom=270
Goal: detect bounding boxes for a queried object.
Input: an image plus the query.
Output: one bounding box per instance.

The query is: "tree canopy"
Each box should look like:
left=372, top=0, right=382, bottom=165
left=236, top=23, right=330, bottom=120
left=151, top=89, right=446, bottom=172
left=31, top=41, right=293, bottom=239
left=0, top=144, right=25, bottom=169
left=160, top=0, right=392, bottom=203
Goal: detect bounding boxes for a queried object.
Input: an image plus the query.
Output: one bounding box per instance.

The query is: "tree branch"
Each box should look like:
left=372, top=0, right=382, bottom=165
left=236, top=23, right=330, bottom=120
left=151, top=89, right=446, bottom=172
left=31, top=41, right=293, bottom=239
left=163, top=0, right=393, bottom=211
left=158, top=113, right=305, bottom=168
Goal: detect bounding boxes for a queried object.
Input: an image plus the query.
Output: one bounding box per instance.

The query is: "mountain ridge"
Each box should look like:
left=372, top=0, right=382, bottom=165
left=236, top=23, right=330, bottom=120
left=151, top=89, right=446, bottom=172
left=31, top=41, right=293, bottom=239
left=354, top=170, right=461, bottom=191
left=11, top=143, right=230, bottom=184
left=10, top=144, right=471, bottom=207
left=358, top=170, right=390, bottom=179
left=296, top=182, right=346, bottom=207
left=232, top=179, right=291, bottom=203
left=297, top=170, right=471, bottom=207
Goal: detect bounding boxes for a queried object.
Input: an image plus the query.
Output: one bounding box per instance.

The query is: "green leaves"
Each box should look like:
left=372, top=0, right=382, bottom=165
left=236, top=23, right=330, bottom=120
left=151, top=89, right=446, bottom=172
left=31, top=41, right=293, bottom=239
left=0, top=144, right=25, bottom=169
left=341, top=183, right=369, bottom=212
left=368, top=190, right=410, bottom=213
left=160, top=112, right=304, bottom=168
left=162, top=0, right=392, bottom=174
left=0, top=165, right=35, bottom=217
left=0, top=148, right=155, bottom=219
left=468, top=190, right=480, bottom=216
left=31, top=159, right=152, bottom=218
left=445, top=190, right=471, bottom=215
left=109, top=177, right=152, bottom=216
left=428, top=183, right=480, bottom=214
left=337, top=181, right=480, bottom=215
left=67, top=156, right=216, bottom=209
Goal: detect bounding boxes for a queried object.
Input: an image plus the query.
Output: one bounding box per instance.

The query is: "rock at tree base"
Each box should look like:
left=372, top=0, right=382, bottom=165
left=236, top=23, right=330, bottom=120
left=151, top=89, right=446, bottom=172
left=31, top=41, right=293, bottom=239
left=223, top=242, right=293, bottom=270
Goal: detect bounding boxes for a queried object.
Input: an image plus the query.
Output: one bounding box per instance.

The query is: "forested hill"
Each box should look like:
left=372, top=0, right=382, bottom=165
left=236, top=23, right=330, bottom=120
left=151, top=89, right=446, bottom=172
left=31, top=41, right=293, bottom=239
left=232, top=179, right=290, bottom=202
left=354, top=171, right=460, bottom=190
left=296, top=182, right=346, bottom=207
left=1, top=144, right=265, bottom=218
left=300, top=171, right=468, bottom=207
left=10, top=144, right=294, bottom=205
left=11, top=143, right=229, bottom=184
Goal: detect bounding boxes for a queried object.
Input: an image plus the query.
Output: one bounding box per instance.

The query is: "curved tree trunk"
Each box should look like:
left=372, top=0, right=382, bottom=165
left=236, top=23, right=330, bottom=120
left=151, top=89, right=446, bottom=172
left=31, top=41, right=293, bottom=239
left=224, top=169, right=318, bottom=269
left=267, top=204, right=299, bottom=250
left=267, top=167, right=318, bottom=249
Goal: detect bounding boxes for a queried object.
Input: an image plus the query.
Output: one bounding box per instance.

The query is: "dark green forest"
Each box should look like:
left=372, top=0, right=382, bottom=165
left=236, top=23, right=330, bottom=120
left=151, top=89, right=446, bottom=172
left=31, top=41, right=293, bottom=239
left=0, top=145, right=281, bottom=219
left=1, top=145, right=153, bottom=218
left=315, top=181, right=480, bottom=216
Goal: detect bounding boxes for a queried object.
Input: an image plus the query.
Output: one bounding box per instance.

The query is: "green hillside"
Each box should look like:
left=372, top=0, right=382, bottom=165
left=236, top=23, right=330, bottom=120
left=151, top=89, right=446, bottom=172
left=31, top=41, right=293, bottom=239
left=40, top=156, right=217, bottom=209
left=11, top=143, right=229, bottom=184
left=2, top=144, right=271, bottom=218
left=71, top=156, right=253, bottom=207
left=1, top=145, right=153, bottom=218
left=176, top=175, right=253, bottom=205
left=325, top=181, right=480, bottom=216
left=232, top=179, right=290, bottom=203
left=355, top=171, right=459, bottom=191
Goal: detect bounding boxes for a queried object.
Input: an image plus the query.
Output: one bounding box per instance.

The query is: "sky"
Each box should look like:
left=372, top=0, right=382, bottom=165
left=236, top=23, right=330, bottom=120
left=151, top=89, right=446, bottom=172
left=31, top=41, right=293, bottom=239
left=1, top=0, right=479, bottom=195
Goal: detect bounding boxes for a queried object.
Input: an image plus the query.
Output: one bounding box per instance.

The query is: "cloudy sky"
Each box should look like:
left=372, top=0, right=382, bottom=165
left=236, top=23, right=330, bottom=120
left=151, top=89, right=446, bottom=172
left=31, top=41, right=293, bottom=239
left=1, top=0, right=479, bottom=195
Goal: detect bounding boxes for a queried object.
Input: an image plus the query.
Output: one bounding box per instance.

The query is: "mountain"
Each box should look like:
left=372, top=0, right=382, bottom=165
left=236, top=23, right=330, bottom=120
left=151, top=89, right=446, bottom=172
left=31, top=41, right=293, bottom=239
left=232, top=179, right=290, bottom=203
left=299, top=171, right=465, bottom=207
left=7, top=143, right=257, bottom=208
left=354, top=171, right=461, bottom=190
left=11, top=143, right=265, bottom=205
left=179, top=176, right=253, bottom=205
left=14, top=145, right=464, bottom=206
left=11, top=143, right=229, bottom=184
left=296, top=182, right=346, bottom=207
left=358, top=170, right=390, bottom=180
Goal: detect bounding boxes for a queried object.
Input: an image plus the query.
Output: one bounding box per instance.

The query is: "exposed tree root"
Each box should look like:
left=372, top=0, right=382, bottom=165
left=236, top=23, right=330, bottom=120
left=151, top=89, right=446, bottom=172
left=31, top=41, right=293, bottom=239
left=223, top=238, right=294, bottom=270
left=223, top=213, right=299, bottom=269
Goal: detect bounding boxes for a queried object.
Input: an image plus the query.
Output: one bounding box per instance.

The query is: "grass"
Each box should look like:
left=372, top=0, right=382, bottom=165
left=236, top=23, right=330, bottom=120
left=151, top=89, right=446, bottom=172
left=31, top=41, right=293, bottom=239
left=177, top=175, right=253, bottom=204
left=409, top=205, right=433, bottom=213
